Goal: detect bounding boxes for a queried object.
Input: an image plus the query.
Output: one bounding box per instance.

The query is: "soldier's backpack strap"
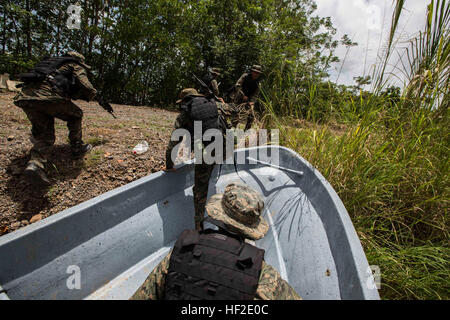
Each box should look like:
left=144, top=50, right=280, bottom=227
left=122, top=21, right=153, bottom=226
left=165, top=229, right=264, bottom=300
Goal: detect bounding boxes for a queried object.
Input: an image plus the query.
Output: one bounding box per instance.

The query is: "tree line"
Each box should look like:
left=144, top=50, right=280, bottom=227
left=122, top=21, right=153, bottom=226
left=0, top=0, right=357, bottom=108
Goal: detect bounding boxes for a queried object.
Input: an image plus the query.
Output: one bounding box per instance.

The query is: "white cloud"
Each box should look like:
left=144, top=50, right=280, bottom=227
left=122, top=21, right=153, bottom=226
left=315, top=0, right=428, bottom=88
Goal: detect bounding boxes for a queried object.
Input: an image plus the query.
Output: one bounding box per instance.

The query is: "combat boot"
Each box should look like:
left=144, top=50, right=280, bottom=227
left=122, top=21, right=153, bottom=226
left=23, top=163, right=51, bottom=186
left=71, top=143, right=92, bottom=159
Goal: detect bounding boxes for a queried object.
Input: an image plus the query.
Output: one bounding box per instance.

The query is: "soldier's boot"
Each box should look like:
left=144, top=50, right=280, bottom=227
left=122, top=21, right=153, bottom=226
left=23, top=162, right=51, bottom=186
left=71, top=142, right=92, bottom=159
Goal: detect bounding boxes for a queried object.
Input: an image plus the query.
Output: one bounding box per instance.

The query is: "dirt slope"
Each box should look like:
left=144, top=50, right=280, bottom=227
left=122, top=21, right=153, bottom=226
left=0, top=92, right=177, bottom=235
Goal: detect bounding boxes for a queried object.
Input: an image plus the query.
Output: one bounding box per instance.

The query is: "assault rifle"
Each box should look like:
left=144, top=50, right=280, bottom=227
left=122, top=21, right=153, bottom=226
left=97, top=95, right=117, bottom=119
left=193, top=74, right=222, bottom=102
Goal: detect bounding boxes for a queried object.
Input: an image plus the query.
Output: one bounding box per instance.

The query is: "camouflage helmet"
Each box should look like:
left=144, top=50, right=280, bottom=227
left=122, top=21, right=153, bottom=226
left=250, top=65, right=263, bottom=74
left=176, top=88, right=203, bottom=104
left=66, top=51, right=85, bottom=61
left=65, top=51, right=91, bottom=69
left=205, top=182, right=269, bottom=240
left=210, top=67, right=221, bottom=76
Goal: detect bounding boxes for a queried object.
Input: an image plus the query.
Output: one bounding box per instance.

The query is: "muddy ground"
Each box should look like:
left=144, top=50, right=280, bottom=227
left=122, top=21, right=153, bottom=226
left=0, top=92, right=178, bottom=235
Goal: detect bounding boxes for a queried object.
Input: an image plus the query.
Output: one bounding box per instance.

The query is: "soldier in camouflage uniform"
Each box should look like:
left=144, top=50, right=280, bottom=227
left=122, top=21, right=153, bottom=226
left=13, top=51, right=97, bottom=185
left=130, top=182, right=301, bottom=300
left=199, top=67, right=221, bottom=97
left=229, top=65, right=264, bottom=130
left=165, top=88, right=233, bottom=231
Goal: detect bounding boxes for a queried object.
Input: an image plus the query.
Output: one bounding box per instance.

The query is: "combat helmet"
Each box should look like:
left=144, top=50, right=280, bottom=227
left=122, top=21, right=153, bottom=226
left=65, top=51, right=91, bottom=69
left=210, top=67, right=221, bottom=76
left=250, top=65, right=263, bottom=74
left=176, top=88, right=204, bottom=104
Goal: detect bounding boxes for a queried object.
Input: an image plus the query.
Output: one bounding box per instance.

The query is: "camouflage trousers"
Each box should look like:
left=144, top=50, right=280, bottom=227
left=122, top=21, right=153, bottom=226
left=193, top=161, right=215, bottom=230
left=230, top=103, right=255, bottom=130
left=14, top=99, right=84, bottom=169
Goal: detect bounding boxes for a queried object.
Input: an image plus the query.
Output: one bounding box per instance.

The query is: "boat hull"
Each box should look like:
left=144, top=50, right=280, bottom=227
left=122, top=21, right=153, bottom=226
left=0, top=146, right=380, bottom=300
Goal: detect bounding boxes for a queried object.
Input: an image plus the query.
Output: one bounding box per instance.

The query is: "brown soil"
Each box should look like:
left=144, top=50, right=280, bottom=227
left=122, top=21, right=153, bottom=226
left=0, top=92, right=177, bottom=235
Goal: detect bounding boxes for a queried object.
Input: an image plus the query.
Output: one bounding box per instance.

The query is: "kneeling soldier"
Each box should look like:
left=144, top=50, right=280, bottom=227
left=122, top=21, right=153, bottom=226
left=13, top=51, right=97, bottom=185
left=131, top=182, right=302, bottom=300
left=199, top=67, right=221, bottom=97
left=229, top=65, right=264, bottom=130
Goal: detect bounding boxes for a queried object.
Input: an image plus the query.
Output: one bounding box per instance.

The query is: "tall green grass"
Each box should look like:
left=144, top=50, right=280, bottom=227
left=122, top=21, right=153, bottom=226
left=262, top=95, right=449, bottom=299
left=259, top=0, right=449, bottom=299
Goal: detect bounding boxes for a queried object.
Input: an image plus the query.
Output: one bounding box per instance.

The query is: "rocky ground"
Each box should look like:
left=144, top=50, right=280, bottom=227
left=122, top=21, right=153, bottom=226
left=0, top=92, right=178, bottom=235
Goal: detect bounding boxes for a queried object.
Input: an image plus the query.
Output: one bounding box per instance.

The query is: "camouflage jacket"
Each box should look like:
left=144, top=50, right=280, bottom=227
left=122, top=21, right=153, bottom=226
left=14, top=63, right=97, bottom=103
left=233, top=72, right=260, bottom=103
left=209, top=79, right=220, bottom=97
left=130, top=250, right=302, bottom=300
left=165, top=100, right=233, bottom=169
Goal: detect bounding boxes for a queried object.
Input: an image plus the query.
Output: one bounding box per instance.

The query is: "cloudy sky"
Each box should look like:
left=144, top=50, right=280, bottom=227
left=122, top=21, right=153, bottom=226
left=315, top=0, right=428, bottom=87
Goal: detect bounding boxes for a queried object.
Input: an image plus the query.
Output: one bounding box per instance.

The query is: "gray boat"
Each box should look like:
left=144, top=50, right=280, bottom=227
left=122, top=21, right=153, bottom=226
left=0, top=146, right=380, bottom=300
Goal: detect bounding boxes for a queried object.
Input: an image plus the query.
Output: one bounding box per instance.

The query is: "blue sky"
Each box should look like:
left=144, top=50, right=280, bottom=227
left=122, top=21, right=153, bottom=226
left=315, top=0, right=428, bottom=87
